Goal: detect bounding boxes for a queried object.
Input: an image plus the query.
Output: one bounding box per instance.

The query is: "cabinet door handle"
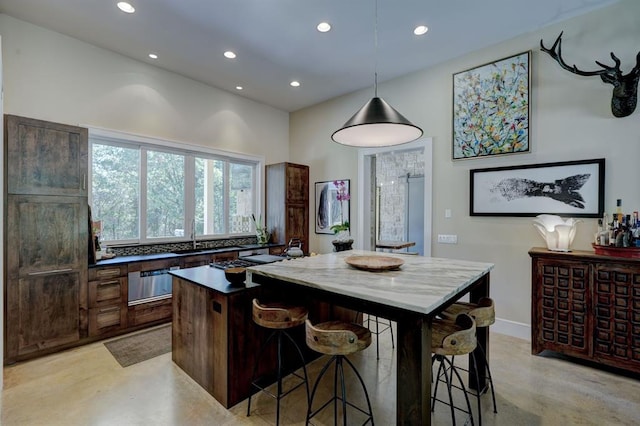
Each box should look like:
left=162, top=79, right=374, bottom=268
left=83, top=174, right=86, bottom=190
left=99, top=306, right=120, bottom=314
left=98, top=280, right=119, bottom=286
left=28, top=268, right=73, bottom=276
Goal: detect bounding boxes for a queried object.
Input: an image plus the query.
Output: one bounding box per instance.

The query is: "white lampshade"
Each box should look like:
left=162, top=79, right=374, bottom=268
left=532, top=214, right=581, bottom=252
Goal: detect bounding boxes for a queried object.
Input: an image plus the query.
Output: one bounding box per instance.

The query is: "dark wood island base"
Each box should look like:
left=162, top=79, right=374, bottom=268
left=169, top=265, right=342, bottom=408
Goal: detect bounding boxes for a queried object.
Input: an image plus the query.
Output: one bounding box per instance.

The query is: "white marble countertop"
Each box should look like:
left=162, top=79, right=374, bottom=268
left=247, top=250, right=494, bottom=315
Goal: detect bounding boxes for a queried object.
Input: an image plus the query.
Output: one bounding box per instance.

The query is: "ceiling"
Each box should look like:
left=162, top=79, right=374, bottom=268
left=0, top=0, right=619, bottom=112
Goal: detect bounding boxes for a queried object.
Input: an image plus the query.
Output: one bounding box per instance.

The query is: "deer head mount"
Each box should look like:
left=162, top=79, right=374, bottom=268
left=540, top=31, right=640, bottom=118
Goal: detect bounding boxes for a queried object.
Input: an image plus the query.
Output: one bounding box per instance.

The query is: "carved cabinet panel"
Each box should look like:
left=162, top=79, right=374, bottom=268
left=593, top=263, right=640, bottom=366
left=530, top=248, right=640, bottom=375
left=532, top=258, right=590, bottom=357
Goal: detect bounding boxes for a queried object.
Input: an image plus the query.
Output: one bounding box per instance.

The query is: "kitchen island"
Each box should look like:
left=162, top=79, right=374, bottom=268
left=169, top=265, right=264, bottom=408
left=248, top=250, right=494, bottom=426
left=169, top=264, right=331, bottom=408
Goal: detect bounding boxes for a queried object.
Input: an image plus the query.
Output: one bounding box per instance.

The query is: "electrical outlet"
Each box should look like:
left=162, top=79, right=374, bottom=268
left=437, top=234, right=458, bottom=244
left=445, top=209, right=452, bottom=218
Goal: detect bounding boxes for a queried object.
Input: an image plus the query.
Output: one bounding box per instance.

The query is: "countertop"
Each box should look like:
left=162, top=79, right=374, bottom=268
left=90, top=243, right=283, bottom=267
left=248, top=250, right=494, bottom=315
left=169, top=265, right=260, bottom=294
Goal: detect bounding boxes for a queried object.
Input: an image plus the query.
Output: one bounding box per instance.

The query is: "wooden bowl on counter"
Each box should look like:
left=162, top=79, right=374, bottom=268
left=225, top=267, right=247, bottom=285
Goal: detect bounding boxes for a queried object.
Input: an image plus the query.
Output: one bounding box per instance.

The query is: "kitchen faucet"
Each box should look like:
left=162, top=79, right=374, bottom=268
left=191, top=219, right=198, bottom=249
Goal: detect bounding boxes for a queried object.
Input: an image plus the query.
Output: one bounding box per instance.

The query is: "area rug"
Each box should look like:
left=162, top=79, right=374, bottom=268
left=104, top=324, right=171, bottom=367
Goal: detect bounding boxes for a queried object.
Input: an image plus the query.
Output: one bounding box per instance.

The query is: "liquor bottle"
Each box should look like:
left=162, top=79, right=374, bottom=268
left=597, top=214, right=608, bottom=245
left=616, top=199, right=623, bottom=223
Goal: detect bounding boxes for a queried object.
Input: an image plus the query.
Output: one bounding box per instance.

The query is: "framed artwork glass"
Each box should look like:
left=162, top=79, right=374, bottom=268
left=470, top=158, right=605, bottom=217
left=315, top=180, right=350, bottom=234
left=453, top=51, right=531, bottom=160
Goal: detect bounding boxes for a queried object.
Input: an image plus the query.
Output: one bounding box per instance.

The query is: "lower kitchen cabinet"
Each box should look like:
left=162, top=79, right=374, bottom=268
left=88, top=265, right=128, bottom=336
left=5, top=194, right=88, bottom=363
left=530, top=247, right=640, bottom=374
left=128, top=298, right=173, bottom=326
left=6, top=272, right=87, bottom=361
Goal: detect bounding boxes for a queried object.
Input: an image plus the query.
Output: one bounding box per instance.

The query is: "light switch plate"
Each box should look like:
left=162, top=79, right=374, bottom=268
left=437, top=234, right=458, bottom=244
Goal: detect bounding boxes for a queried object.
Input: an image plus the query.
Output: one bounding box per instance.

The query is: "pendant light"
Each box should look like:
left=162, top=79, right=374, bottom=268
left=331, top=0, right=423, bottom=147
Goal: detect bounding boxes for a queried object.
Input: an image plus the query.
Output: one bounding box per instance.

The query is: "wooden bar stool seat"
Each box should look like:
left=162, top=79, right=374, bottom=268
left=252, top=300, right=308, bottom=329
left=441, top=297, right=495, bottom=328
left=431, top=313, right=477, bottom=426
left=441, top=297, right=498, bottom=425
left=247, top=299, right=310, bottom=425
left=305, top=320, right=374, bottom=425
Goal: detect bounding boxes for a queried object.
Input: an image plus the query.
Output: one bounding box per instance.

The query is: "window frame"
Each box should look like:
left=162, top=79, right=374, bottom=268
left=88, top=127, right=264, bottom=246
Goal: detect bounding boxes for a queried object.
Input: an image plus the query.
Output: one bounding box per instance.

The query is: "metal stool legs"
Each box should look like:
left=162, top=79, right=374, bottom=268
left=455, top=344, right=497, bottom=425
left=306, top=355, right=374, bottom=426
left=431, top=354, right=476, bottom=426
left=247, top=329, right=310, bottom=425
left=358, top=312, right=394, bottom=360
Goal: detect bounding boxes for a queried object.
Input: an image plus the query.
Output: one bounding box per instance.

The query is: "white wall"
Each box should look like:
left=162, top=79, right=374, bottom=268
left=0, top=14, right=290, bottom=375
left=291, top=0, right=640, bottom=332
left=0, top=14, right=289, bottom=163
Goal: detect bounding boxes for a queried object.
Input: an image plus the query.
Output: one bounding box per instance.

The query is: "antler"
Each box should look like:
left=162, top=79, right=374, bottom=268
left=540, top=31, right=622, bottom=78
left=540, top=31, right=640, bottom=117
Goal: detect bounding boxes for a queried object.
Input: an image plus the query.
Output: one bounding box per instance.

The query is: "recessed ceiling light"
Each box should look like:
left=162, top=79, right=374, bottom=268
left=414, top=25, right=429, bottom=36
left=148, top=53, right=158, bottom=59
left=236, top=86, right=243, bottom=90
left=224, top=51, right=237, bottom=59
left=317, top=22, right=331, bottom=33
left=117, top=2, right=135, bottom=14
left=290, top=81, right=300, bottom=87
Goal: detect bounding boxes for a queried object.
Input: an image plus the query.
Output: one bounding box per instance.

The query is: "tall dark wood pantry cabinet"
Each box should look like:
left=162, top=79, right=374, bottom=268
left=265, top=162, right=309, bottom=254
left=4, top=115, right=89, bottom=363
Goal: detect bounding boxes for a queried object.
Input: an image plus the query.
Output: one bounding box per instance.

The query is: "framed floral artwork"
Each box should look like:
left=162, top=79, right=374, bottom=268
left=453, top=51, right=531, bottom=160
left=315, top=179, right=350, bottom=234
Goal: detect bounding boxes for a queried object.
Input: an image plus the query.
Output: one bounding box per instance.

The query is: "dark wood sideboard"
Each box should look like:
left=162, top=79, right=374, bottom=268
left=529, top=247, right=640, bottom=374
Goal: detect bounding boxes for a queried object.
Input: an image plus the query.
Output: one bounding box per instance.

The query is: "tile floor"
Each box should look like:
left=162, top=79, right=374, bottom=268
left=1, top=324, right=639, bottom=425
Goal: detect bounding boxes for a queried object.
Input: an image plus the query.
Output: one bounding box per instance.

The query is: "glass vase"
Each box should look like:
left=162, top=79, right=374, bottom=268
left=256, top=227, right=270, bottom=245
left=335, top=230, right=352, bottom=242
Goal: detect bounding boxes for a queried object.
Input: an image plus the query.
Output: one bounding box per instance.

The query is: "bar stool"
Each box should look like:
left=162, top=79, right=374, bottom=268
left=356, top=312, right=394, bottom=360
left=442, top=297, right=498, bottom=425
left=247, top=299, right=310, bottom=425
left=305, top=320, right=374, bottom=426
left=431, top=313, right=477, bottom=426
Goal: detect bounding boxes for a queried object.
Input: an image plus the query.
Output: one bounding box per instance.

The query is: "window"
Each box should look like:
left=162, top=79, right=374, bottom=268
left=89, top=129, right=262, bottom=244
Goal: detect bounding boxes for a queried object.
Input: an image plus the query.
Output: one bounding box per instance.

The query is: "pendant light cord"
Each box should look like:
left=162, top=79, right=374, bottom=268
left=374, top=0, right=378, bottom=97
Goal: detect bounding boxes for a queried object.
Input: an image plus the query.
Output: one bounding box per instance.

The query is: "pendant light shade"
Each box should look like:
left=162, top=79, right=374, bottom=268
left=331, top=0, right=423, bottom=148
left=331, top=97, right=423, bottom=147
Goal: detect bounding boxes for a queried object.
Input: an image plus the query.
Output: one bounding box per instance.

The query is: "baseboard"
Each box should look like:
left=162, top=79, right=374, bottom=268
left=492, top=317, right=531, bottom=341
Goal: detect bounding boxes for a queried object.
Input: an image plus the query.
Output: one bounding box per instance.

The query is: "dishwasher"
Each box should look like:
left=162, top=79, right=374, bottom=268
left=128, top=265, right=180, bottom=306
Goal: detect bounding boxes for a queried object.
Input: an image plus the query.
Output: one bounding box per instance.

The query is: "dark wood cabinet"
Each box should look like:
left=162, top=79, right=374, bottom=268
left=172, top=276, right=267, bottom=408
left=266, top=162, right=309, bottom=254
left=5, top=114, right=88, bottom=196
left=530, top=248, right=640, bottom=374
left=4, top=115, right=89, bottom=363
left=88, top=265, right=128, bottom=336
